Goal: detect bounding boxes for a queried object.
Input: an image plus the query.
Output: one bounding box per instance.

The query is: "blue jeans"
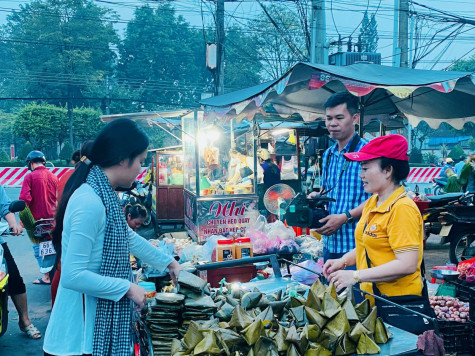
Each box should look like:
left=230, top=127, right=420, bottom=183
left=32, top=243, right=42, bottom=268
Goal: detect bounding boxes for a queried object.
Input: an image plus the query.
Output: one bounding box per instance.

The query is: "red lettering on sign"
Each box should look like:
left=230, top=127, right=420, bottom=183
left=209, top=201, right=247, bottom=218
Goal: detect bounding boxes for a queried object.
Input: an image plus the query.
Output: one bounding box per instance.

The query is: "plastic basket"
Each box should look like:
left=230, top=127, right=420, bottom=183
left=449, top=279, right=475, bottom=321
left=437, top=319, right=475, bottom=354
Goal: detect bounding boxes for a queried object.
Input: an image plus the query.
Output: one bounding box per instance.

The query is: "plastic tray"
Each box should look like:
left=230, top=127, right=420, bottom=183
left=438, top=319, right=475, bottom=354
left=448, top=279, right=475, bottom=321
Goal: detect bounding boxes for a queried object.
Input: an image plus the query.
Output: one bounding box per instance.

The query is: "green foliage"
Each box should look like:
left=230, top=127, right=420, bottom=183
left=73, top=107, right=104, bottom=143
left=360, top=12, right=379, bottom=52
left=0, top=150, right=10, bottom=161
left=18, top=141, right=33, bottom=160
left=450, top=54, right=475, bottom=72
left=409, top=148, right=423, bottom=163
left=423, top=152, right=439, bottom=165
left=469, top=137, right=475, bottom=151
left=448, top=144, right=466, bottom=160
left=440, top=143, right=449, bottom=158
left=60, top=141, right=73, bottom=163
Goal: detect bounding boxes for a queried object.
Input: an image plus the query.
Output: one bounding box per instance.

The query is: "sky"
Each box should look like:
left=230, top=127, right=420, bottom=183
left=0, top=0, right=474, bottom=71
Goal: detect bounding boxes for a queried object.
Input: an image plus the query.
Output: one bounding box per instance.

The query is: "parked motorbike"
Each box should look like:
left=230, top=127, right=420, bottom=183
left=423, top=192, right=475, bottom=264
left=34, top=218, right=56, bottom=274
left=0, top=200, right=26, bottom=337
left=431, top=177, right=447, bottom=195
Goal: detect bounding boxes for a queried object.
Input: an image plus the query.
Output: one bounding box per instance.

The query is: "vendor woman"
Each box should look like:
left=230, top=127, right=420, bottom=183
left=323, top=135, right=426, bottom=317
left=227, top=146, right=263, bottom=184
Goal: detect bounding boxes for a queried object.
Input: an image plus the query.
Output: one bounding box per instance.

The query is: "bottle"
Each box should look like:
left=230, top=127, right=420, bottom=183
left=216, top=238, right=235, bottom=261
left=235, top=237, right=253, bottom=259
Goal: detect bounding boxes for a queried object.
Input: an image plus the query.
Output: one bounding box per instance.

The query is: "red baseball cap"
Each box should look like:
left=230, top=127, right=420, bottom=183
left=344, top=134, right=409, bottom=162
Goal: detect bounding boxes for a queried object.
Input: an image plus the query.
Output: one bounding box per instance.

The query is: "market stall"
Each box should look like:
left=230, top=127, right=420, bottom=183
left=150, top=147, right=185, bottom=228
left=182, top=110, right=259, bottom=243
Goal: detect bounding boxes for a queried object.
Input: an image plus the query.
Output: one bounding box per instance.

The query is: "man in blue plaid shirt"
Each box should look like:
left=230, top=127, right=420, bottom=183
left=312, top=92, right=371, bottom=264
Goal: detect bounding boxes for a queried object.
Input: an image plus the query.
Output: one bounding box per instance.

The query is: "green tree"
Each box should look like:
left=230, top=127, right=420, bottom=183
left=19, top=141, right=33, bottom=160
left=448, top=144, right=465, bottom=160
left=4, top=0, right=119, bottom=145
left=117, top=4, right=210, bottom=111
left=450, top=54, right=475, bottom=72
left=409, top=148, right=423, bottom=163
left=423, top=152, right=438, bottom=165
left=440, top=143, right=449, bottom=158
left=13, top=103, right=69, bottom=151
left=59, top=141, right=73, bottom=164
left=73, top=106, right=104, bottom=144
left=0, top=150, right=10, bottom=161
left=360, top=12, right=379, bottom=52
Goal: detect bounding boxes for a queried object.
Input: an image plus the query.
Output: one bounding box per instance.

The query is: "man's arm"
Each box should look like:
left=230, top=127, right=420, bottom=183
left=19, top=174, right=33, bottom=205
left=4, top=212, right=22, bottom=235
left=314, top=199, right=367, bottom=236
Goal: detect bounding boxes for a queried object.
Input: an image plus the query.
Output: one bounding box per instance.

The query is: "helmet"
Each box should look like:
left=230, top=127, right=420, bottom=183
left=26, top=151, right=46, bottom=170
left=445, top=157, right=454, bottom=164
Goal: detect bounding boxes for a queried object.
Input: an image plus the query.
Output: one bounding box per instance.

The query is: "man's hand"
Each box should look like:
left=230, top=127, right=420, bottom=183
left=9, top=222, right=23, bottom=235
left=314, top=213, right=347, bottom=236
left=167, top=260, right=181, bottom=286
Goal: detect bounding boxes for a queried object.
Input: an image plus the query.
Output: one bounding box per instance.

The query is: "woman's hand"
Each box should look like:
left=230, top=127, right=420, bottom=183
left=168, top=260, right=181, bottom=286
left=323, top=258, right=346, bottom=279
left=328, top=270, right=357, bottom=292
left=126, top=283, right=147, bottom=310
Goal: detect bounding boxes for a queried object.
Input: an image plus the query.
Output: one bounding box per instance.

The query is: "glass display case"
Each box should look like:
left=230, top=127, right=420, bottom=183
left=182, top=111, right=259, bottom=242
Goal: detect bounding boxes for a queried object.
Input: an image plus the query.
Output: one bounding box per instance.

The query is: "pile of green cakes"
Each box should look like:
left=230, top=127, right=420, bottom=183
left=170, top=279, right=392, bottom=355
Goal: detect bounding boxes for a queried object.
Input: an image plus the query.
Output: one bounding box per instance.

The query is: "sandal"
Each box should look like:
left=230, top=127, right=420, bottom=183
left=19, top=322, right=42, bottom=339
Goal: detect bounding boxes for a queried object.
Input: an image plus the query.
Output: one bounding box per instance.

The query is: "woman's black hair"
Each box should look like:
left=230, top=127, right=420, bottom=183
left=379, top=157, right=410, bottom=184
left=53, top=119, right=149, bottom=260
left=125, top=204, right=148, bottom=220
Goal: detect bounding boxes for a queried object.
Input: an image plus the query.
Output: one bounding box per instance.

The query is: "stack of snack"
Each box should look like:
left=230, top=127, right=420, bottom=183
left=147, top=293, right=185, bottom=355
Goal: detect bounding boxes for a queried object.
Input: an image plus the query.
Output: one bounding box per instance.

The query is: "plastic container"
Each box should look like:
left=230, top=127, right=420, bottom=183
left=437, top=320, right=475, bottom=354
left=215, top=238, right=235, bottom=262
left=138, top=281, right=156, bottom=299
left=235, top=237, right=253, bottom=259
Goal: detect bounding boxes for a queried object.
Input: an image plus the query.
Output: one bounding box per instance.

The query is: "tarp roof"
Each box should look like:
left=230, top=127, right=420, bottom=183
left=200, top=62, right=475, bottom=130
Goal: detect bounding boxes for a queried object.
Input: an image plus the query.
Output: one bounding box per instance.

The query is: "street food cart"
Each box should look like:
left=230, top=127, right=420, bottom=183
left=182, top=110, right=259, bottom=243
left=150, top=146, right=184, bottom=228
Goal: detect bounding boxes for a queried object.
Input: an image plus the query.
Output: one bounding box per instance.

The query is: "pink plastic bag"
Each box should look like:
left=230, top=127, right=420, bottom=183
left=248, top=229, right=270, bottom=255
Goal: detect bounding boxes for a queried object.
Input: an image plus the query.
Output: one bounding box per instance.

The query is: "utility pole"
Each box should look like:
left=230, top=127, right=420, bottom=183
left=398, top=0, right=409, bottom=68
left=216, top=0, right=225, bottom=95
left=392, top=0, right=400, bottom=67
left=310, top=0, right=326, bottom=64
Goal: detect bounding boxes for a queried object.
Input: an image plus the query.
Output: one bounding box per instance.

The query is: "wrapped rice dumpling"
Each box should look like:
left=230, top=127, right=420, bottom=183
left=194, top=331, right=221, bottom=355
left=241, top=292, right=263, bottom=310
left=286, top=343, right=302, bottom=356
left=267, top=289, right=283, bottom=302
left=325, top=282, right=338, bottom=301
left=171, top=339, right=186, bottom=354
left=183, top=321, right=204, bottom=351
left=303, top=324, right=321, bottom=342
left=290, top=306, right=308, bottom=328
left=215, top=302, right=235, bottom=321
left=324, top=310, right=350, bottom=337
left=316, top=330, right=339, bottom=351
left=290, top=296, right=307, bottom=307
left=342, top=299, right=359, bottom=323
left=305, top=343, right=332, bottom=356
left=320, top=293, right=342, bottom=319
left=275, top=325, right=290, bottom=352
left=334, top=334, right=356, bottom=355
left=305, top=306, right=327, bottom=329
left=285, top=325, right=301, bottom=344
left=229, top=305, right=254, bottom=330
left=305, top=290, right=322, bottom=311
left=226, top=295, right=240, bottom=307
left=242, top=319, right=265, bottom=346
left=374, top=317, right=392, bottom=344
left=216, top=328, right=243, bottom=355
left=310, top=280, right=327, bottom=299
left=178, top=270, right=207, bottom=292
left=349, top=322, right=372, bottom=344
left=269, top=300, right=287, bottom=316
left=355, top=299, right=370, bottom=321
left=356, top=333, right=381, bottom=355
left=362, top=307, right=377, bottom=334
left=254, top=336, right=279, bottom=356
left=257, top=306, right=274, bottom=325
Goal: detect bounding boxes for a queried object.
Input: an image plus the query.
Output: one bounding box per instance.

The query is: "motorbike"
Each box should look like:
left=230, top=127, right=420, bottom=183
left=0, top=200, right=26, bottom=337
left=431, top=177, right=447, bottom=195
left=423, top=192, right=475, bottom=264
left=34, top=218, right=56, bottom=274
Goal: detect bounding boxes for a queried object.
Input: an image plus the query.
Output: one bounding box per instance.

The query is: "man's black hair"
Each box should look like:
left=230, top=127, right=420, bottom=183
left=324, top=92, right=360, bottom=116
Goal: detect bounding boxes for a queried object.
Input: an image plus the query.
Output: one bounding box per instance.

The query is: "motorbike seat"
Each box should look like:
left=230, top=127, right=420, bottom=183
left=428, top=192, right=464, bottom=204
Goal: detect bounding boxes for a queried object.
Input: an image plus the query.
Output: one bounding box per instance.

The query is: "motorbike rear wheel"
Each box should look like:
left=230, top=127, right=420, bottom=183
left=449, top=229, right=475, bottom=264
left=433, top=185, right=444, bottom=195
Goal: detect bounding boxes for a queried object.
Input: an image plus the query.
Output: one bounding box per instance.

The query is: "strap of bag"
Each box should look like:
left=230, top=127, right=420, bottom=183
left=323, top=134, right=361, bottom=195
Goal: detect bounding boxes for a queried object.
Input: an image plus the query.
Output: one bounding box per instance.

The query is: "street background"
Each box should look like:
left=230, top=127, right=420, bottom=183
left=0, top=187, right=451, bottom=355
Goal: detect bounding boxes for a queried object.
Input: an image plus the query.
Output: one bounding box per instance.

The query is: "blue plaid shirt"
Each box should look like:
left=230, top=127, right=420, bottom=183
left=321, top=134, right=370, bottom=254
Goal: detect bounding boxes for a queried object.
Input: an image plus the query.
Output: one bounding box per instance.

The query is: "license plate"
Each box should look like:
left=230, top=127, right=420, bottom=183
left=39, top=241, right=56, bottom=257
left=439, top=225, right=452, bottom=237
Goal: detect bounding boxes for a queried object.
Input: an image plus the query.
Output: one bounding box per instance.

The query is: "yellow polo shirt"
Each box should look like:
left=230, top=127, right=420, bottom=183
left=355, top=186, right=424, bottom=298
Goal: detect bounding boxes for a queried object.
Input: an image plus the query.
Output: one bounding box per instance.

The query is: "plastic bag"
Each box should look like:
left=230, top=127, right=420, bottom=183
left=248, top=229, right=270, bottom=255
left=265, top=220, right=295, bottom=240
left=201, top=235, right=221, bottom=262
left=281, top=260, right=323, bottom=286
left=253, top=214, right=268, bottom=232
left=180, top=244, right=204, bottom=263
left=278, top=239, right=300, bottom=255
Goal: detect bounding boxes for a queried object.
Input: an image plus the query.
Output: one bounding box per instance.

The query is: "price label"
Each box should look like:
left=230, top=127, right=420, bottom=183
left=39, top=241, right=56, bottom=257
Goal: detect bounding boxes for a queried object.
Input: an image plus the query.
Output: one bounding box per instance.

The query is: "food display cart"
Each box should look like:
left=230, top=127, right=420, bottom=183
left=182, top=110, right=259, bottom=243
left=150, top=146, right=184, bottom=228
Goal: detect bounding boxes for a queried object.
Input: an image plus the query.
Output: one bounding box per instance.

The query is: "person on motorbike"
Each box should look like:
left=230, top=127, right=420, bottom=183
left=125, top=203, right=148, bottom=231
left=0, top=184, right=41, bottom=339
left=43, top=119, right=180, bottom=356
left=19, top=151, right=58, bottom=285
left=439, top=157, right=455, bottom=180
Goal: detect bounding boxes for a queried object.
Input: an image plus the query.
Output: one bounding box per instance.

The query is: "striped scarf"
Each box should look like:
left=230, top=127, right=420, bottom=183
left=87, top=166, right=131, bottom=356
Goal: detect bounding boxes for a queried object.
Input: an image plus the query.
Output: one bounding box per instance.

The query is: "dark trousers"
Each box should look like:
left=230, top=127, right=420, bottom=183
left=1, top=242, right=26, bottom=296
left=44, top=353, right=91, bottom=356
